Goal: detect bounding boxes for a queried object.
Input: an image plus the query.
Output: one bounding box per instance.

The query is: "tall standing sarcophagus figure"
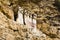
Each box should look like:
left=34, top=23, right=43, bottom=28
left=16, top=7, right=24, bottom=24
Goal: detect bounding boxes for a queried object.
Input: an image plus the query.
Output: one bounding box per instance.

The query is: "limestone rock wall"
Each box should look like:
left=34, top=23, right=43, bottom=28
left=0, top=0, right=60, bottom=40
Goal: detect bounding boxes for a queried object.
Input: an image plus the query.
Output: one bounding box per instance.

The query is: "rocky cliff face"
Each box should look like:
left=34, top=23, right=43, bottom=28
left=0, top=0, right=60, bottom=40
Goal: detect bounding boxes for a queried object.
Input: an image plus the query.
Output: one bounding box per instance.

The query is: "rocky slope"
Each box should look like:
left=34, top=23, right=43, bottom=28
left=0, top=0, right=60, bottom=40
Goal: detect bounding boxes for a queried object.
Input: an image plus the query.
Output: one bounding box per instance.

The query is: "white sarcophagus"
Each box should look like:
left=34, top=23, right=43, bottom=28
left=32, top=19, right=37, bottom=32
left=16, top=7, right=24, bottom=24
